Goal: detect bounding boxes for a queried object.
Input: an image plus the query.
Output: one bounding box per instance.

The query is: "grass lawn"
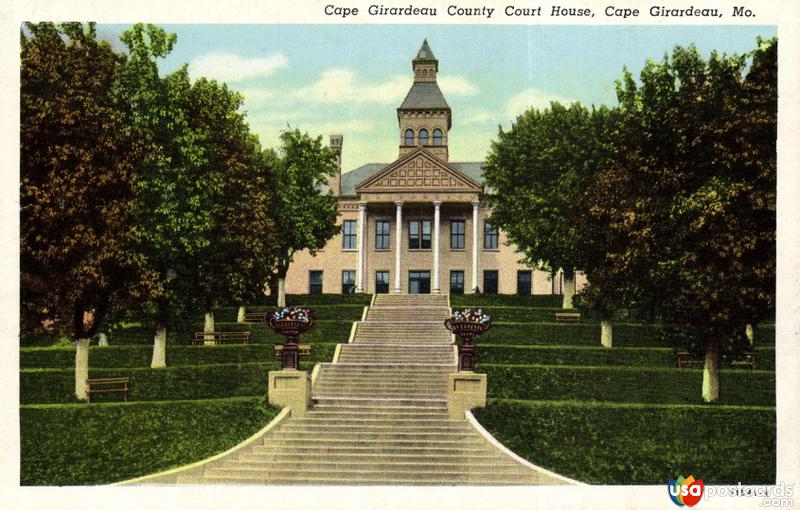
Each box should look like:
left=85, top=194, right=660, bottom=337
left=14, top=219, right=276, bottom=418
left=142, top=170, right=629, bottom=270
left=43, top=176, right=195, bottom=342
left=20, top=396, right=279, bottom=485
left=475, top=399, right=775, bottom=485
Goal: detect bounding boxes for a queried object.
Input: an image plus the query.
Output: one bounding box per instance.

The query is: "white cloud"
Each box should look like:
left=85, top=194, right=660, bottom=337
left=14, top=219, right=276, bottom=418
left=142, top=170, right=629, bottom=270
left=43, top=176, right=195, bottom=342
left=505, top=88, right=574, bottom=118
left=293, top=69, right=410, bottom=104
left=438, top=75, right=479, bottom=96
left=188, top=52, right=288, bottom=83
left=460, top=108, right=496, bottom=125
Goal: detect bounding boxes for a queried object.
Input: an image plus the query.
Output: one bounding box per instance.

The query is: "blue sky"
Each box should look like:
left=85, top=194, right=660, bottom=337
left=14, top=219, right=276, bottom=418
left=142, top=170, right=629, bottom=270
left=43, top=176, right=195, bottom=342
left=98, top=24, right=776, bottom=172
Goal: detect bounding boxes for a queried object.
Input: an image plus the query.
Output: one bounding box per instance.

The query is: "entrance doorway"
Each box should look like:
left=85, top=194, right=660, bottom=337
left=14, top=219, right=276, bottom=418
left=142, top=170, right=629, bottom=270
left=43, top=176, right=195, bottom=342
left=408, top=271, right=431, bottom=294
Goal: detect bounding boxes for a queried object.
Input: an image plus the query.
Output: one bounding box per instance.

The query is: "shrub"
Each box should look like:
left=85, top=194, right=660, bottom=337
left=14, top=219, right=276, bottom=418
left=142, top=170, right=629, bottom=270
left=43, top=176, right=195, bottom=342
left=477, top=322, right=667, bottom=347
left=20, top=362, right=283, bottom=404
left=21, top=343, right=338, bottom=370
left=474, top=400, right=775, bottom=484
left=20, top=397, right=278, bottom=485
left=450, top=294, right=563, bottom=307
left=481, top=364, right=775, bottom=406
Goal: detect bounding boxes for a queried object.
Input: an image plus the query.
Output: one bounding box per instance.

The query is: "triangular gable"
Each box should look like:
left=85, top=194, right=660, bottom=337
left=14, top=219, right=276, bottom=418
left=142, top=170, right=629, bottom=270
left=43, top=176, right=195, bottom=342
left=355, top=148, right=482, bottom=193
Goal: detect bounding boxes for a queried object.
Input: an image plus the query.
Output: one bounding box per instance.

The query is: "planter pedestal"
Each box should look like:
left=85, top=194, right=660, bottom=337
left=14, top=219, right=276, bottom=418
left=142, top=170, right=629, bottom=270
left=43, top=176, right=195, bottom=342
left=268, top=370, right=311, bottom=418
left=447, top=372, right=487, bottom=420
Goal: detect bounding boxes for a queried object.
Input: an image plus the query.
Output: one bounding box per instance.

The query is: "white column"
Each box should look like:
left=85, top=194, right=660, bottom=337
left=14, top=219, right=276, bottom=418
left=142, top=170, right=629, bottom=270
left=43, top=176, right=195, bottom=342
left=356, top=201, right=366, bottom=292
left=471, top=200, right=480, bottom=292
left=394, top=200, right=403, bottom=293
left=432, top=200, right=441, bottom=293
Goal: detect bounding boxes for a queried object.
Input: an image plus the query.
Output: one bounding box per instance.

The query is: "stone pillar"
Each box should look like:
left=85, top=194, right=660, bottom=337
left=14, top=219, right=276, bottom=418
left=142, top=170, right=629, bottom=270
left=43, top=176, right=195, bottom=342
left=471, top=200, right=480, bottom=293
left=356, top=201, right=366, bottom=292
left=268, top=370, right=311, bottom=418
left=432, top=200, right=441, bottom=293
left=447, top=372, right=487, bottom=420
left=394, top=200, right=403, bottom=293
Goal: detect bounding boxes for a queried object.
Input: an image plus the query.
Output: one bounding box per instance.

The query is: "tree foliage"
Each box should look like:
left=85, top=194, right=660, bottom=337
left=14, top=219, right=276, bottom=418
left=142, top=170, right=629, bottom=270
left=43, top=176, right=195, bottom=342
left=269, top=129, right=341, bottom=279
left=584, top=40, right=776, bottom=354
left=20, top=22, right=159, bottom=339
left=483, top=103, right=616, bottom=280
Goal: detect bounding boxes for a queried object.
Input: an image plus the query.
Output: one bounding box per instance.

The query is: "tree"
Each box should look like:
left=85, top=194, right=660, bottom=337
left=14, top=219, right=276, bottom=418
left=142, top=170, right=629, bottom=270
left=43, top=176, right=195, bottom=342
left=582, top=39, right=776, bottom=401
left=269, top=130, right=340, bottom=307
left=187, top=76, right=278, bottom=333
left=117, top=24, right=215, bottom=367
left=483, top=102, right=616, bottom=308
left=20, top=22, right=159, bottom=399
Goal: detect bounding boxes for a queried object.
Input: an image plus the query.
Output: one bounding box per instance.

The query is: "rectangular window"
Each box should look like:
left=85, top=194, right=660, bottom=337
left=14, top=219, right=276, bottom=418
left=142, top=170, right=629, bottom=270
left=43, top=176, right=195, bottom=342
left=450, top=220, right=465, bottom=250
left=409, top=220, right=432, bottom=250
left=484, top=270, right=499, bottom=295
left=375, top=271, right=390, bottom=294
left=375, top=220, right=390, bottom=250
left=342, top=220, right=357, bottom=250
left=409, top=271, right=431, bottom=294
left=484, top=222, right=498, bottom=250
left=450, top=271, right=465, bottom=294
left=342, top=270, right=356, bottom=294
left=517, top=271, right=532, bottom=295
left=309, top=271, right=323, bottom=295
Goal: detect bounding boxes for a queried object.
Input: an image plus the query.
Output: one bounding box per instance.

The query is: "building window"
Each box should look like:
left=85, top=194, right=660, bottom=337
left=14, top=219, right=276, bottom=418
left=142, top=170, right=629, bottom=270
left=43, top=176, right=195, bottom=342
left=342, top=220, right=357, bottom=250
left=342, top=270, right=356, bottom=294
left=433, top=129, right=443, bottom=145
left=484, top=270, right=498, bottom=295
left=409, top=220, right=432, bottom=250
left=450, top=220, right=465, bottom=250
left=375, top=220, right=390, bottom=250
left=450, top=271, right=465, bottom=294
left=484, top=222, right=498, bottom=250
left=309, top=271, right=323, bottom=295
left=409, top=270, right=431, bottom=294
left=375, top=271, right=390, bottom=294
left=418, top=129, right=429, bottom=146
left=404, top=129, right=414, bottom=145
left=517, top=271, right=532, bottom=295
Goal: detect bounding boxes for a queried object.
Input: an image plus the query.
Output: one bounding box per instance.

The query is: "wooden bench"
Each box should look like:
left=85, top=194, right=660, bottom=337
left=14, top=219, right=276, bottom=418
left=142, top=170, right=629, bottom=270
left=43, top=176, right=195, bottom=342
left=730, top=351, right=757, bottom=370
left=675, top=351, right=704, bottom=369
left=87, top=377, right=129, bottom=403
left=192, top=331, right=251, bottom=345
left=244, top=312, right=268, bottom=323
left=273, top=343, right=312, bottom=357
left=676, top=350, right=757, bottom=370
left=554, top=311, right=582, bottom=323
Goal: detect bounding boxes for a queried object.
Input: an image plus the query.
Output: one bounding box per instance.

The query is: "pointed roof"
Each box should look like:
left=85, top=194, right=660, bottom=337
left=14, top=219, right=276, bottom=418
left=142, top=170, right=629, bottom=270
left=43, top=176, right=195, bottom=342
left=399, top=82, right=449, bottom=110
left=414, top=39, right=436, bottom=63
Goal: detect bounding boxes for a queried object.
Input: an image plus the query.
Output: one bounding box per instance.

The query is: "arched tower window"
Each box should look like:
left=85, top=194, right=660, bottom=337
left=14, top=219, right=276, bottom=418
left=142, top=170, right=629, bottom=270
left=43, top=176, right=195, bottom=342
left=404, top=129, right=414, bottom=146
left=433, top=129, right=443, bottom=146
left=418, top=129, right=429, bottom=146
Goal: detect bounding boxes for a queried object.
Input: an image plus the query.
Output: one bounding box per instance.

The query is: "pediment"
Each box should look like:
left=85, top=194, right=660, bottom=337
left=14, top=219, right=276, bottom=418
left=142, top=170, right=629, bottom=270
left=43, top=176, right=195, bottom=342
left=355, top=149, right=482, bottom=193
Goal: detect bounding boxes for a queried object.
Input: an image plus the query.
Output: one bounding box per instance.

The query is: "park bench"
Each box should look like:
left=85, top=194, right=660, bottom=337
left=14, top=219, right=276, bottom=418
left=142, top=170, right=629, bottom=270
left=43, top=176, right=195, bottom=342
left=244, top=312, right=268, bottom=323
left=553, top=311, right=582, bottom=323
left=675, top=351, right=704, bottom=369
left=86, top=377, right=129, bottom=403
left=192, top=331, right=251, bottom=345
left=675, top=350, right=757, bottom=370
left=273, top=343, right=312, bottom=358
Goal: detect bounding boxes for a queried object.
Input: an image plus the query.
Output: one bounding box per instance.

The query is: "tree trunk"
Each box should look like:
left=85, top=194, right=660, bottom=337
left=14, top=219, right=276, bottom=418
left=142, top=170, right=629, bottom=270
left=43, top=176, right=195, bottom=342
left=75, top=338, right=90, bottom=401
left=204, top=312, right=215, bottom=333
left=702, top=342, right=720, bottom=403
left=745, top=324, right=754, bottom=347
left=600, top=320, right=613, bottom=348
left=237, top=306, right=246, bottom=323
left=562, top=270, right=576, bottom=309
left=277, top=278, right=286, bottom=308
left=151, top=325, right=167, bottom=368
left=97, top=332, right=108, bottom=346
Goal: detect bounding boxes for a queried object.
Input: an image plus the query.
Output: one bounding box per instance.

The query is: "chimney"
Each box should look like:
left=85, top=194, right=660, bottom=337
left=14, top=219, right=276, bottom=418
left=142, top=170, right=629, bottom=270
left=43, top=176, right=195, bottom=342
left=329, top=134, right=343, bottom=195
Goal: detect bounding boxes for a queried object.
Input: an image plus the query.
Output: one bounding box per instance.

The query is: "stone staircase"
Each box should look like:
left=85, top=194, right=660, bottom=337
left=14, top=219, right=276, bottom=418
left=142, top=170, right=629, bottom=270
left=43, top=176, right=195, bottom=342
left=141, top=294, right=571, bottom=485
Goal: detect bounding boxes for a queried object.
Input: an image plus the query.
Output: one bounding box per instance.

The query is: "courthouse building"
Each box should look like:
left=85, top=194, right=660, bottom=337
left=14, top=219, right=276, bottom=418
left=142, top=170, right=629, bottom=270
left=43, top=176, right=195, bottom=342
left=285, top=40, right=582, bottom=295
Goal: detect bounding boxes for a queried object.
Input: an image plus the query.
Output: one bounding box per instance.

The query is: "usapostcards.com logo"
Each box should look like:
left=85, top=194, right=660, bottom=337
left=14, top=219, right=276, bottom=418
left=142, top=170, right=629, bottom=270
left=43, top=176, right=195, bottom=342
left=669, top=475, right=705, bottom=507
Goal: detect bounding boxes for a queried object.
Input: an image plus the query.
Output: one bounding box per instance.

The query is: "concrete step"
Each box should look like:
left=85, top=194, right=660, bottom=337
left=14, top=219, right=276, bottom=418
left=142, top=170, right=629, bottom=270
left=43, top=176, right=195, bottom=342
left=290, top=417, right=464, bottom=427
left=267, top=431, right=480, bottom=442
left=278, top=423, right=471, bottom=434
left=235, top=451, right=505, bottom=464
left=214, top=462, right=530, bottom=478
left=247, top=442, right=492, bottom=456
left=313, top=397, right=446, bottom=407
